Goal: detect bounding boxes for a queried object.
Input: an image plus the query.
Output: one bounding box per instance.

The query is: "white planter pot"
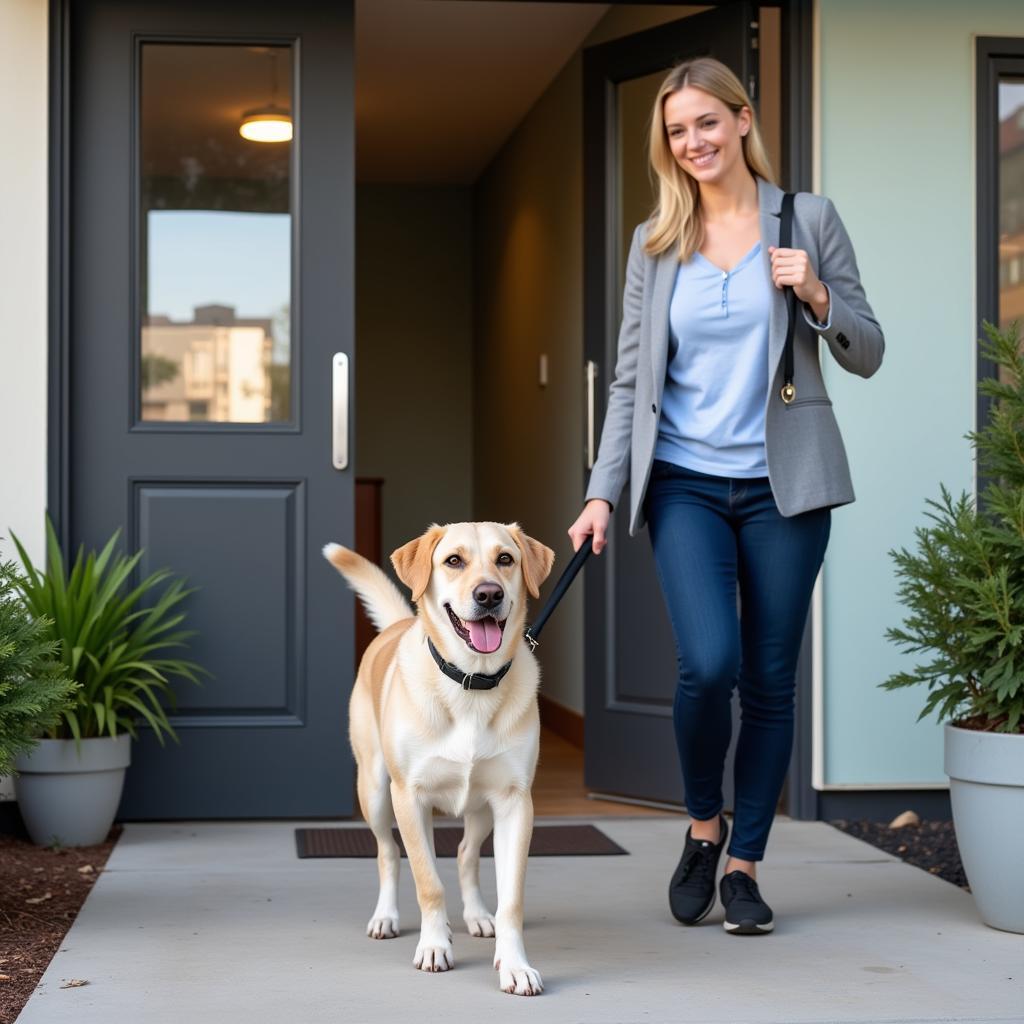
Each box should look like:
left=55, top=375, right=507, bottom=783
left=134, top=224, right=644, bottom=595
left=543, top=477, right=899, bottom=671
left=944, top=723, right=1024, bottom=934
left=13, top=734, right=131, bottom=847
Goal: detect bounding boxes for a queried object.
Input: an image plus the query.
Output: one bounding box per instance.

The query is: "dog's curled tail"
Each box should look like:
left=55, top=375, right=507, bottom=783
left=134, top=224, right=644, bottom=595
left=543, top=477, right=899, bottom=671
left=322, top=543, right=413, bottom=632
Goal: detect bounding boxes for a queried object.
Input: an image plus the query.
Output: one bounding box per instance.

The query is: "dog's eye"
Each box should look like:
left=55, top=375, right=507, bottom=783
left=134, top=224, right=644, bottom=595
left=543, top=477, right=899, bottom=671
left=497, top=553, right=514, bottom=566
left=445, top=555, right=462, bottom=568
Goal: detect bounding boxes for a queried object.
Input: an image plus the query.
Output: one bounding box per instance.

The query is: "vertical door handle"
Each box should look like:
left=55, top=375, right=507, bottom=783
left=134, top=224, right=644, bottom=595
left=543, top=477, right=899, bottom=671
left=332, top=352, right=349, bottom=471
left=585, top=360, right=598, bottom=469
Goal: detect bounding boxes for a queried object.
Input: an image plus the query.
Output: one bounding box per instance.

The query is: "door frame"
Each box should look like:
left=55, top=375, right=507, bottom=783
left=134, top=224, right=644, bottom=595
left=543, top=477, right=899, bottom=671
left=47, top=0, right=71, bottom=552
left=46, top=0, right=816, bottom=815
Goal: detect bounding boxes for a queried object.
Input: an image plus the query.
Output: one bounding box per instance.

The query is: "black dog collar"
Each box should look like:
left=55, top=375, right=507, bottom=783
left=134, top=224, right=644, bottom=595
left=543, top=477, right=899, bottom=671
left=426, top=636, right=513, bottom=691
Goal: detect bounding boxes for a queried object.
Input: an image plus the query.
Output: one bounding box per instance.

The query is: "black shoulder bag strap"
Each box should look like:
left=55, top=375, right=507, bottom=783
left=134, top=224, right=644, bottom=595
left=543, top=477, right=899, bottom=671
left=779, top=191, right=797, bottom=405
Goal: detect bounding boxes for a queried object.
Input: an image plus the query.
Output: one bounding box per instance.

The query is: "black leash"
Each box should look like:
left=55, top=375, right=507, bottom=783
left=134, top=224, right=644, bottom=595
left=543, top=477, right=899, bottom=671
left=523, top=535, right=594, bottom=652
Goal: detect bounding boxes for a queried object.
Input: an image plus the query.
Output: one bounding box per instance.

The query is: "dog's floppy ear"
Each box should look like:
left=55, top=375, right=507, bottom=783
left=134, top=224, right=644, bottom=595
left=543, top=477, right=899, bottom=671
left=390, top=524, right=446, bottom=603
left=508, top=524, right=555, bottom=600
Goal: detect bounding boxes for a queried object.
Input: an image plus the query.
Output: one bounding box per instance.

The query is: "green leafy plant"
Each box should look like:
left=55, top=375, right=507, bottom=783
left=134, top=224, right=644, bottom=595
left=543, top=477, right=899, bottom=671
left=9, top=516, right=205, bottom=750
left=881, top=319, right=1024, bottom=733
left=0, top=554, right=79, bottom=776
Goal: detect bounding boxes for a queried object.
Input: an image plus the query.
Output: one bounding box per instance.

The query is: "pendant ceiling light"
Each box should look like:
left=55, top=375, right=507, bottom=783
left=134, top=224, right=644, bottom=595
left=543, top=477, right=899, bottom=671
left=239, top=48, right=292, bottom=143
left=239, top=104, right=292, bottom=143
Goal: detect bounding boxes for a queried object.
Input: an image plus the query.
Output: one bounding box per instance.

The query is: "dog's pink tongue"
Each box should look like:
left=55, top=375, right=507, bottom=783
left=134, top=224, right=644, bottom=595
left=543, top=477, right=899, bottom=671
left=468, top=617, right=502, bottom=654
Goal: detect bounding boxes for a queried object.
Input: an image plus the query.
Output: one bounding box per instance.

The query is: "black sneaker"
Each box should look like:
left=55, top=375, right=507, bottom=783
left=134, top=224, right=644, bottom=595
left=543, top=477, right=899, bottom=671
left=668, top=813, right=729, bottom=925
left=719, top=869, right=774, bottom=934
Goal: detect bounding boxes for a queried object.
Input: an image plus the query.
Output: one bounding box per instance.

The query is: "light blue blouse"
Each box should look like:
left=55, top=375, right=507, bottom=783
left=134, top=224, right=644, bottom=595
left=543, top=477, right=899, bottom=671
left=654, top=240, right=773, bottom=478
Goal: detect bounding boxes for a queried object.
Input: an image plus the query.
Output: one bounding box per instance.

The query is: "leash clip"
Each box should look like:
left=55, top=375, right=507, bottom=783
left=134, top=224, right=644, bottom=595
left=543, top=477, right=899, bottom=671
left=462, top=673, right=473, bottom=691
left=524, top=631, right=539, bottom=652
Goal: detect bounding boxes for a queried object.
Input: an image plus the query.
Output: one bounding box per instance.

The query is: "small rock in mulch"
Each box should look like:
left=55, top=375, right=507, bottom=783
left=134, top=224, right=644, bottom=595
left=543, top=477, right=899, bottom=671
left=828, top=817, right=969, bottom=890
left=888, top=809, right=920, bottom=829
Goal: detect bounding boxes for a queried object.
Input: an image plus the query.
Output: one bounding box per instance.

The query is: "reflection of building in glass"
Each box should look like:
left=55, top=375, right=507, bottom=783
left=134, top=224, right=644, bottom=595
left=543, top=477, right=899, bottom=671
left=141, top=304, right=274, bottom=422
left=1000, top=98, right=1024, bottom=327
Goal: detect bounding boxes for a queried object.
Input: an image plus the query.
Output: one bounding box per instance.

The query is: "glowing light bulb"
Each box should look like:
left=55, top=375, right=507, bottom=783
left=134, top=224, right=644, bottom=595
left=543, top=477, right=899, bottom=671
left=239, top=106, right=292, bottom=143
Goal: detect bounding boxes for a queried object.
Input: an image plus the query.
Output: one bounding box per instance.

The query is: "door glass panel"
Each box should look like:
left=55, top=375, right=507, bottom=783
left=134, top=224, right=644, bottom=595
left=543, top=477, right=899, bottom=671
left=139, top=43, right=293, bottom=423
left=999, top=77, right=1024, bottom=339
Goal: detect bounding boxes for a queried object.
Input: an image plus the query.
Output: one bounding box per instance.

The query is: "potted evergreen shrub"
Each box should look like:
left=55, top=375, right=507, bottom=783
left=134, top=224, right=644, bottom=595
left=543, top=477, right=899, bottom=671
left=9, top=516, right=204, bottom=847
left=882, top=318, right=1024, bottom=934
left=0, top=553, right=79, bottom=784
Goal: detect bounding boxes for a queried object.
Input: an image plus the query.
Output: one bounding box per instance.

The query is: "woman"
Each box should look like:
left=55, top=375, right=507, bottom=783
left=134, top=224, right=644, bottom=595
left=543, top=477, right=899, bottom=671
left=567, top=57, right=884, bottom=935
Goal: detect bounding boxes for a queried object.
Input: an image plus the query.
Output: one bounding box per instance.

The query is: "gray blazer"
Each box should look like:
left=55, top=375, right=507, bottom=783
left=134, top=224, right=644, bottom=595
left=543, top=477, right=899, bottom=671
left=584, top=174, right=884, bottom=536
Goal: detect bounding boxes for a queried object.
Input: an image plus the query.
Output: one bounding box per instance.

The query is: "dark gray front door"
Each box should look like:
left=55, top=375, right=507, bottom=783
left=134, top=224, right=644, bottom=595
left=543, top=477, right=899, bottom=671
left=582, top=6, right=757, bottom=806
left=67, top=0, right=355, bottom=818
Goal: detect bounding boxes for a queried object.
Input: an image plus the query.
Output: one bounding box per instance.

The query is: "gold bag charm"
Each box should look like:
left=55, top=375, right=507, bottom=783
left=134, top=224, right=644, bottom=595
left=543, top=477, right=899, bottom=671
left=780, top=383, right=796, bottom=404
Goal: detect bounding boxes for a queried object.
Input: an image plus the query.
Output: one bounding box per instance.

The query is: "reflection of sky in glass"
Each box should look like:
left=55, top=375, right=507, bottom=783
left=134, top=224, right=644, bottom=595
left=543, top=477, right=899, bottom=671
left=999, top=80, right=1024, bottom=120
left=147, top=211, right=290, bottom=323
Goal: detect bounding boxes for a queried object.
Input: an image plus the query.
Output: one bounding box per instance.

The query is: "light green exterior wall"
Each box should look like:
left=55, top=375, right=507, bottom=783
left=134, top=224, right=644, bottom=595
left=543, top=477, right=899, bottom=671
left=817, top=0, right=1023, bottom=785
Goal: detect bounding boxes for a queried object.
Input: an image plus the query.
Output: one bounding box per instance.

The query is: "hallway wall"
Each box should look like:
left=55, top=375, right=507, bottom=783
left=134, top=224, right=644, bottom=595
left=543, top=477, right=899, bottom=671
left=355, top=185, right=475, bottom=564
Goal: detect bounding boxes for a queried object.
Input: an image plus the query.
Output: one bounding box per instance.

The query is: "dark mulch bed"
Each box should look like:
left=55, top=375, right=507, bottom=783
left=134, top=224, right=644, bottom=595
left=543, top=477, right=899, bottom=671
left=0, top=825, right=122, bottom=1024
left=828, top=818, right=968, bottom=890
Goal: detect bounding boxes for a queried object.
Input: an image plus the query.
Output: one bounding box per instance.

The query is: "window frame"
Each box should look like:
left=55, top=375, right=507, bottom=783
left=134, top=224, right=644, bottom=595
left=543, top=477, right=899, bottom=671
left=976, top=37, right=1024, bottom=503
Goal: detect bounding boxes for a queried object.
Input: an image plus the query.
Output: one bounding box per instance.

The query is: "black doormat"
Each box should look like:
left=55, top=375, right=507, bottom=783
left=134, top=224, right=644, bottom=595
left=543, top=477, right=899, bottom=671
left=295, top=824, right=627, bottom=859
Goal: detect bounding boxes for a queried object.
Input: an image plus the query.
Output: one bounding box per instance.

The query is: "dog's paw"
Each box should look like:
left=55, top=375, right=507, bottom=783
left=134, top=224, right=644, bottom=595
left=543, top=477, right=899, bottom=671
left=366, top=913, right=400, bottom=939
left=464, top=910, right=496, bottom=938
left=413, top=937, right=454, bottom=973
left=495, top=959, right=543, bottom=996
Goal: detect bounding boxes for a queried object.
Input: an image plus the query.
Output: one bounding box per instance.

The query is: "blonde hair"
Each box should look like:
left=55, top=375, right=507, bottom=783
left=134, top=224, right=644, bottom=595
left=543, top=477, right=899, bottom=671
left=643, top=57, right=776, bottom=261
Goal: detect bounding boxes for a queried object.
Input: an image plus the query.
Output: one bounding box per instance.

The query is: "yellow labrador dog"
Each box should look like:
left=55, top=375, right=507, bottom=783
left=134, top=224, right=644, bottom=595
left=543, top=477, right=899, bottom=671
left=323, top=522, right=554, bottom=996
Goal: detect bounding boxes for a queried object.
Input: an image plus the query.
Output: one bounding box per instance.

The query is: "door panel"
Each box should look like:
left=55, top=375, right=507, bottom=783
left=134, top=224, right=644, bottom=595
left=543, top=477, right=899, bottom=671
left=582, top=5, right=755, bottom=806
left=68, top=0, right=354, bottom=818
left=134, top=484, right=304, bottom=718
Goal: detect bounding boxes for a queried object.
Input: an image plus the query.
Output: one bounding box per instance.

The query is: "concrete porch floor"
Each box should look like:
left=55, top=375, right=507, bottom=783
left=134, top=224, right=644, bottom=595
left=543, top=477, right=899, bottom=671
left=15, top=816, right=1023, bottom=1024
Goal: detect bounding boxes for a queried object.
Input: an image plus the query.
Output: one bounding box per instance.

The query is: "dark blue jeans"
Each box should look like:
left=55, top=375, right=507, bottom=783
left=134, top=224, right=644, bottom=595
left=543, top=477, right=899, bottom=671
left=642, top=458, right=832, bottom=861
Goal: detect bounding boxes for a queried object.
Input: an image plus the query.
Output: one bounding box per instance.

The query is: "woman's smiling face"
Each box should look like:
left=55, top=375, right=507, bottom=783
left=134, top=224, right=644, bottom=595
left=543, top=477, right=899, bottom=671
left=663, top=85, right=750, bottom=183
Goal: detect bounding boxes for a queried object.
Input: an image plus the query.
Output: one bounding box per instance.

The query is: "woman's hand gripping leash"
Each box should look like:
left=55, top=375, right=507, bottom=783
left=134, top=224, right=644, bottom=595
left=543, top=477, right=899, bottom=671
left=568, top=498, right=612, bottom=556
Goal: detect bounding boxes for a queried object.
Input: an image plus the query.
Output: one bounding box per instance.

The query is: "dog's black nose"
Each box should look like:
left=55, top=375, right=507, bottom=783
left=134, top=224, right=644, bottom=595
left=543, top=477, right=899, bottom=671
left=473, top=582, right=504, bottom=609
